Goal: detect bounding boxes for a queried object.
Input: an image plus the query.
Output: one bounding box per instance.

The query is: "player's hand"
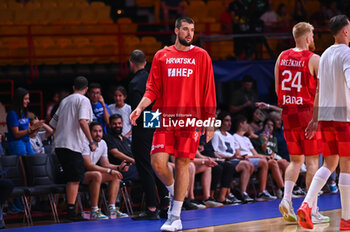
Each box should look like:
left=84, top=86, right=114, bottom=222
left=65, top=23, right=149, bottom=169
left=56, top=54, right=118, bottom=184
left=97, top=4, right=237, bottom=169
left=130, top=108, right=142, bottom=126
left=203, top=126, right=214, bottom=143
left=305, top=119, right=318, bottom=139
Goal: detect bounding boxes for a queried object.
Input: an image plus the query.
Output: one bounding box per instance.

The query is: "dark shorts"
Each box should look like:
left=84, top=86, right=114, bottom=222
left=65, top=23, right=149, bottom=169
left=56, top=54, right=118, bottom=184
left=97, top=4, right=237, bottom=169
left=228, top=159, right=241, bottom=176
left=55, top=148, right=85, bottom=183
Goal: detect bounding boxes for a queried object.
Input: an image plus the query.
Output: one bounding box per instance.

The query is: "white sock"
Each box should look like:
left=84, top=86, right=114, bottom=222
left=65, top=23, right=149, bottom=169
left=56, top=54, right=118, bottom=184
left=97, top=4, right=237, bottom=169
left=171, top=200, right=183, bottom=217
left=316, top=166, right=332, bottom=179
left=312, top=197, right=318, bottom=214
left=339, top=173, right=350, bottom=220
left=166, top=183, right=174, bottom=197
left=108, top=204, right=116, bottom=209
left=92, top=206, right=99, bottom=211
left=304, top=167, right=331, bottom=205
left=283, top=180, right=294, bottom=202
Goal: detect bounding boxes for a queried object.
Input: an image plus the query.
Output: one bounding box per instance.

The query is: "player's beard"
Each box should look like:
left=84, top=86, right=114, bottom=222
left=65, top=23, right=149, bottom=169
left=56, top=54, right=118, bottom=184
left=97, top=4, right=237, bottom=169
left=178, top=36, right=192, bottom=47
left=309, top=41, right=315, bottom=51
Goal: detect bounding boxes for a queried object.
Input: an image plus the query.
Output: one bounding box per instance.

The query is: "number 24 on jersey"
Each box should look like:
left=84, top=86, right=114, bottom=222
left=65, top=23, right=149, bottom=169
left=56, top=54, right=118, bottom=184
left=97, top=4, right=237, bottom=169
left=281, top=70, right=302, bottom=92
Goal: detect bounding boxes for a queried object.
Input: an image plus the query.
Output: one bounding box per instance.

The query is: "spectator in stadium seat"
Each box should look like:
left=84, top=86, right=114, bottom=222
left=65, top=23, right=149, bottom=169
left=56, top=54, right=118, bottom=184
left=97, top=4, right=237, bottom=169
left=187, top=152, right=224, bottom=208
left=45, top=91, right=59, bottom=123
left=161, top=0, right=187, bottom=30
left=49, top=89, right=70, bottom=120
left=108, top=86, right=132, bottom=138
left=199, top=136, right=244, bottom=203
left=229, top=75, right=258, bottom=116
left=82, top=122, right=129, bottom=218
left=50, top=76, right=105, bottom=221
left=249, top=108, right=266, bottom=134
left=167, top=157, right=223, bottom=210
left=310, top=4, right=329, bottom=28
left=256, top=118, right=289, bottom=197
left=211, top=112, right=255, bottom=203
left=6, top=87, right=43, bottom=156
left=326, top=1, right=341, bottom=19
left=0, top=179, right=14, bottom=229
left=88, top=83, right=111, bottom=135
left=260, top=4, right=278, bottom=29
left=219, top=1, right=235, bottom=33
left=276, top=3, right=291, bottom=30
left=233, top=114, right=279, bottom=201
left=29, top=113, right=53, bottom=154
left=292, top=0, right=307, bottom=23
left=104, top=114, right=138, bottom=181
left=269, top=111, right=290, bottom=161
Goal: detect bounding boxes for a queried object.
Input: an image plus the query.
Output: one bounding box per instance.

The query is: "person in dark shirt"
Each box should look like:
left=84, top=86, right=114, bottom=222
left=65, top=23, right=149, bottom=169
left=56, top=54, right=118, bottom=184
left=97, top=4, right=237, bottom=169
left=270, top=111, right=290, bottom=161
left=229, top=75, right=258, bottom=116
left=104, top=114, right=138, bottom=181
left=128, top=50, right=168, bottom=220
left=198, top=136, right=245, bottom=204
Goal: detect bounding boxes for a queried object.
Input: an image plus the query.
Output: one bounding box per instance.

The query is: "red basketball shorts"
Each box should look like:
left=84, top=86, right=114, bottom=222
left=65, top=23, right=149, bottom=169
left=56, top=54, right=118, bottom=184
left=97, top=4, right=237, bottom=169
left=319, top=121, right=350, bottom=157
left=282, top=107, right=322, bottom=156
left=150, top=128, right=201, bottom=160
left=283, top=128, right=322, bottom=156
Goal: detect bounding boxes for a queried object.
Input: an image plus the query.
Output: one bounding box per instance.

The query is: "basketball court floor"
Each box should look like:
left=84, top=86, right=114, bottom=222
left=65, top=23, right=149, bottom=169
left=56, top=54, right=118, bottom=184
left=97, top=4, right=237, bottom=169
left=3, top=193, right=343, bottom=232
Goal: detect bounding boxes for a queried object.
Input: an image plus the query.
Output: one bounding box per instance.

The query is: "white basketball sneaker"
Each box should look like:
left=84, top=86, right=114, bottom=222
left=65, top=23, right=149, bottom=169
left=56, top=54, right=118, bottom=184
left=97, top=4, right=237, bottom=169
left=312, top=208, right=330, bottom=224
left=279, top=198, right=297, bottom=222
left=160, top=214, right=182, bottom=232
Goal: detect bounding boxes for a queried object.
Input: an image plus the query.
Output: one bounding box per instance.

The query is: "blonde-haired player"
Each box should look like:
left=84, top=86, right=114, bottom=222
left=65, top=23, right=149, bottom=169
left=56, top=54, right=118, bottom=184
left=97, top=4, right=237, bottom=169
left=275, top=22, right=328, bottom=224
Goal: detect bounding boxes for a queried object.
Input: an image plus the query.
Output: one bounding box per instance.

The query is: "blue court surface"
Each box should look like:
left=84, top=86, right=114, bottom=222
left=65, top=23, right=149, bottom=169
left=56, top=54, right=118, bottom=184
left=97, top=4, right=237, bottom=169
left=4, top=193, right=341, bottom=232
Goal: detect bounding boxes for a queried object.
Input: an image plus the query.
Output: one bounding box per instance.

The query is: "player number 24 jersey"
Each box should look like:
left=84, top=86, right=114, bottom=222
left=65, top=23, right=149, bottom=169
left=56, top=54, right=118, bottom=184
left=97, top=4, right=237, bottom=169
left=277, top=49, right=317, bottom=108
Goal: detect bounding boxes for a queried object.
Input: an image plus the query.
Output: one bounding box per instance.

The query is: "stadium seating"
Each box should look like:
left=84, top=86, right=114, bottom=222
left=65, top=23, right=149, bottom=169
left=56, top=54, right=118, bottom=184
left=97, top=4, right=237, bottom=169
left=139, top=36, right=162, bottom=62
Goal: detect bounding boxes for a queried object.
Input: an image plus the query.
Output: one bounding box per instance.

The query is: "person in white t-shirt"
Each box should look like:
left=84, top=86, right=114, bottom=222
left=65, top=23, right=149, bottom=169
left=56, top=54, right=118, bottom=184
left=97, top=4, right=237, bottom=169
left=49, top=76, right=104, bottom=221
left=233, top=115, right=280, bottom=201
left=108, top=86, right=132, bottom=139
left=211, top=111, right=254, bottom=203
left=82, top=122, right=130, bottom=219
left=29, top=114, right=53, bottom=154
left=299, top=15, right=350, bottom=230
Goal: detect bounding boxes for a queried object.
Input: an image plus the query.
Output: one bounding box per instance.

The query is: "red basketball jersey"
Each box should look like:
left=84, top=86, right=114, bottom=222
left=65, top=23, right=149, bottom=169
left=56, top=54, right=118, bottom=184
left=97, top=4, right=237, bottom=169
left=277, top=49, right=317, bottom=108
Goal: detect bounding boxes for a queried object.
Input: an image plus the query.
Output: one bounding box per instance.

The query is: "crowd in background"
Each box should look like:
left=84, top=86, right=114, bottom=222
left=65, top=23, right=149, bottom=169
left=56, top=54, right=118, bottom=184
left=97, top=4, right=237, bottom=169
left=0, top=70, right=339, bottom=227
left=0, top=0, right=344, bottom=229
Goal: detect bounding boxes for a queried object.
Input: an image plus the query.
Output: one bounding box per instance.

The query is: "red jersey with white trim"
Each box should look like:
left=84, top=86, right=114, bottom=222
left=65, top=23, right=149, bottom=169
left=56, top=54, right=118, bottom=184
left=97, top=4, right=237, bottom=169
left=278, top=49, right=317, bottom=130
left=144, top=45, right=216, bottom=120
left=278, top=49, right=317, bottom=108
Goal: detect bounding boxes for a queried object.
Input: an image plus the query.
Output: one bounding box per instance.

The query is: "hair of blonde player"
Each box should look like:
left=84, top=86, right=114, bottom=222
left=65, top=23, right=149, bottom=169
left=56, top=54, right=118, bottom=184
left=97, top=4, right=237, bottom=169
left=292, top=22, right=314, bottom=39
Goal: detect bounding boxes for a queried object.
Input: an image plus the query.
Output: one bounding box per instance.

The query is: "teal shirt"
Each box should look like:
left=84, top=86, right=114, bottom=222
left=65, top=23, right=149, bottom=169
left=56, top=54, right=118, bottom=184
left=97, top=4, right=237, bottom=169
left=257, top=133, right=278, bottom=156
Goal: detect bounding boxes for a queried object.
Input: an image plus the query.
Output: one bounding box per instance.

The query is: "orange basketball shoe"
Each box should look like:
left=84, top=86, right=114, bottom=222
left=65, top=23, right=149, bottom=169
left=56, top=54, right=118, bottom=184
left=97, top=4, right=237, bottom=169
left=297, top=202, right=313, bottom=229
left=340, top=218, right=350, bottom=230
